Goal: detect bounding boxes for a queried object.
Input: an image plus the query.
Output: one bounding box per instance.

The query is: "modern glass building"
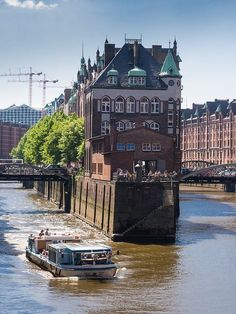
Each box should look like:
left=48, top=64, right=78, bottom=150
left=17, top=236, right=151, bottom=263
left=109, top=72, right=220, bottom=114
left=0, top=104, right=42, bottom=126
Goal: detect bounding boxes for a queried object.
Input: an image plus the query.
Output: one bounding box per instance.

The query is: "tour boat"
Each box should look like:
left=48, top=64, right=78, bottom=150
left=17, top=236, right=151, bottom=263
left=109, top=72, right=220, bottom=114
left=26, top=233, right=117, bottom=279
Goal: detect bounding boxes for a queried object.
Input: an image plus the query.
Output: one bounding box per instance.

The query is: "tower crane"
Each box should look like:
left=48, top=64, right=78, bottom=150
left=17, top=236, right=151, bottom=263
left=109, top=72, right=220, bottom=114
left=38, top=74, right=58, bottom=107
left=7, top=73, right=59, bottom=107
left=0, top=67, right=42, bottom=106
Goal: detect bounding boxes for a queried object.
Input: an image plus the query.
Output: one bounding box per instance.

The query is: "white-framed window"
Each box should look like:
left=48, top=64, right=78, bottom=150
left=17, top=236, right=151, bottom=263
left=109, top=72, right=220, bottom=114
left=117, top=143, right=126, bottom=151
left=101, top=97, right=110, bottom=112
left=125, top=121, right=135, bottom=130
left=101, top=121, right=110, bottom=134
left=143, top=121, right=150, bottom=128
left=108, top=76, right=117, bottom=85
left=152, top=143, right=161, bottom=151
left=151, top=97, right=160, bottom=113
left=126, top=97, right=135, bottom=113
left=142, top=143, right=151, bottom=151
left=126, top=143, right=135, bottom=151
left=129, top=77, right=146, bottom=86
left=115, top=97, right=124, bottom=112
left=116, top=121, right=125, bottom=132
left=150, top=122, right=159, bottom=131
left=168, top=109, right=173, bottom=127
left=140, top=97, right=149, bottom=113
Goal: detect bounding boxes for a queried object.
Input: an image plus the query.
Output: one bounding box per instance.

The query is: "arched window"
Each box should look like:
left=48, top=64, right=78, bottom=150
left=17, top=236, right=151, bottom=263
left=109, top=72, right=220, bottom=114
left=142, top=121, right=150, bottom=128
left=125, top=121, right=135, bottom=130
left=101, top=97, right=110, bottom=112
left=101, top=121, right=110, bottom=135
left=140, top=97, right=149, bottom=113
left=126, top=97, right=135, bottom=113
left=150, top=122, right=159, bottom=131
left=116, top=121, right=125, bottom=132
left=168, top=98, right=175, bottom=104
left=151, top=97, right=160, bottom=114
left=115, top=97, right=124, bottom=113
left=143, top=120, right=159, bottom=131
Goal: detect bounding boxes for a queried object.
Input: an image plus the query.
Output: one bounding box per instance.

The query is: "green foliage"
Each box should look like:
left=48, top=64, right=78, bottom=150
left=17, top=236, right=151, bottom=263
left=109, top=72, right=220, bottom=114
left=11, top=111, right=85, bottom=166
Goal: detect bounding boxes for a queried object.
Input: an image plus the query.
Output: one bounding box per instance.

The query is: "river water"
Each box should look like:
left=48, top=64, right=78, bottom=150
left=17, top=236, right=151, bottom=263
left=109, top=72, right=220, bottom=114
left=0, top=183, right=236, bottom=314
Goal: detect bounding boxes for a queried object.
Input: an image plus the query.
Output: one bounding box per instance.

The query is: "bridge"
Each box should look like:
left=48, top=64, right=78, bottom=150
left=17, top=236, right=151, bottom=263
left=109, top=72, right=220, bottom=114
left=181, top=160, right=215, bottom=170
left=0, top=164, right=68, bottom=182
left=180, top=163, right=236, bottom=191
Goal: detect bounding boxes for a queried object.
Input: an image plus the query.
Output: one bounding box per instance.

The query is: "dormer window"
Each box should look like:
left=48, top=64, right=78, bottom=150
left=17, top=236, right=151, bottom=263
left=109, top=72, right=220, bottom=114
left=128, top=66, right=146, bottom=87
left=107, top=65, right=118, bottom=86
left=108, top=76, right=117, bottom=85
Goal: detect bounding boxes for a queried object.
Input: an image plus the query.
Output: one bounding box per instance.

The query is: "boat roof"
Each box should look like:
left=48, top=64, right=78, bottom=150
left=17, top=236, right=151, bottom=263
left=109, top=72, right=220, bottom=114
left=48, top=242, right=112, bottom=252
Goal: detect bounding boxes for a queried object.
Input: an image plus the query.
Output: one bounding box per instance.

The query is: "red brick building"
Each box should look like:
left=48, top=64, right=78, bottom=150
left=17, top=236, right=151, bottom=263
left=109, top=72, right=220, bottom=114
left=181, top=99, right=236, bottom=166
left=0, top=122, right=28, bottom=158
left=75, top=37, right=182, bottom=180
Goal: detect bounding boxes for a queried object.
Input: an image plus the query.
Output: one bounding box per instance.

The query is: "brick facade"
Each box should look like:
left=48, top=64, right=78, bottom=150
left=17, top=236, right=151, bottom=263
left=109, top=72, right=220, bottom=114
left=181, top=100, right=236, bottom=167
left=75, top=38, right=182, bottom=180
left=0, top=122, right=28, bottom=158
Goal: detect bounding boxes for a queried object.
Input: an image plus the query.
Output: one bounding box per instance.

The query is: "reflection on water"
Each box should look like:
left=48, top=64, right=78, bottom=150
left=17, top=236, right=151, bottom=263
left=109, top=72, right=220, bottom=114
left=0, top=183, right=236, bottom=313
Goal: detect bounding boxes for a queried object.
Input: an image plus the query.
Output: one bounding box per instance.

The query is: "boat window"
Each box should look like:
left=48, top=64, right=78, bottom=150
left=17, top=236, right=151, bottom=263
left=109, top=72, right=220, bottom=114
left=74, top=253, right=82, bottom=265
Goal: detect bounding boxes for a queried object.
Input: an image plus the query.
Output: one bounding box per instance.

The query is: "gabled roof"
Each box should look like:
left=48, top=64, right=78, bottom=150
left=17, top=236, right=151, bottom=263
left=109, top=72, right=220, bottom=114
left=159, top=49, right=181, bottom=78
left=91, top=43, right=167, bottom=89
left=181, top=100, right=233, bottom=120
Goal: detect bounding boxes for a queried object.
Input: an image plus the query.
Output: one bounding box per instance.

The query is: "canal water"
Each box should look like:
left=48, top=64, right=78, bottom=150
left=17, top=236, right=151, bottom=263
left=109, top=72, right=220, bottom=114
left=0, top=183, right=236, bottom=314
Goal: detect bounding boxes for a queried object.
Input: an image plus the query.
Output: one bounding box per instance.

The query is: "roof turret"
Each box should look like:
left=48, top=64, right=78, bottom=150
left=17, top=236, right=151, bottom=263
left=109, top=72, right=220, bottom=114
left=159, top=49, right=181, bottom=77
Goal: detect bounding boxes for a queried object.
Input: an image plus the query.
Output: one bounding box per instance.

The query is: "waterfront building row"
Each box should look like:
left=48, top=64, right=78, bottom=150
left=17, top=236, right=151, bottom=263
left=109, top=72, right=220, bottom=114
left=181, top=99, right=236, bottom=166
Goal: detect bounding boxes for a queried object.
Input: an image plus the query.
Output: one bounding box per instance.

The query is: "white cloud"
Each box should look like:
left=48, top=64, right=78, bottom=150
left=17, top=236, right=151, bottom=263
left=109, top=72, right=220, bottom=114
left=4, top=0, right=58, bottom=9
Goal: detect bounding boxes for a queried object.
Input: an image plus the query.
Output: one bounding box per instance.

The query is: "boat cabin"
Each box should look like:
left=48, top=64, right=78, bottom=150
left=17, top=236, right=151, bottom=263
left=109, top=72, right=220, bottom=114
left=47, top=243, right=113, bottom=266
left=27, top=234, right=80, bottom=254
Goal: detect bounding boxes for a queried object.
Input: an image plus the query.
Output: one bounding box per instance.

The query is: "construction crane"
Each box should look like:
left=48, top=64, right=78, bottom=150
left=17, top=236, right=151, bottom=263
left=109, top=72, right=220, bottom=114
left=38, top=74, right=58, bottom=107
left=7, top=73, right=59, bottom=107
left=0, top=67, right=42, bottom=106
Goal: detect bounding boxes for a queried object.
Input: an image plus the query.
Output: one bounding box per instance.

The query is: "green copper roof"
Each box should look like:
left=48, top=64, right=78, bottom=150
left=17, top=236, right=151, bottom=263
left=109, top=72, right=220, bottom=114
left=215, top=104, right=222, bottom=113
left=202, top=103, right=208, bottom=110
left=128, top=66, right=146, bottom=77
left=159, top=49, right=181, bottom=77
left=194, top=108, right=199, bottom=117
left=107, top=65, right=118, bottom=76
left=68, top=93, right=77, bottom=104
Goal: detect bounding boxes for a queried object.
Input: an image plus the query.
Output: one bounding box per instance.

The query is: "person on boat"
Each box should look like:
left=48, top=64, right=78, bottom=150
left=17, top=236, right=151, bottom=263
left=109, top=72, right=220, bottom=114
left=45, top=228, right=49, bottom=235
left=39, top=230, right=44, bottom=236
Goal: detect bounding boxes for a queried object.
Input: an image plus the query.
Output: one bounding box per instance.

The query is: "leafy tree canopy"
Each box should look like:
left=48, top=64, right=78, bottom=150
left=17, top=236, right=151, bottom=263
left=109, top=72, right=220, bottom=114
left=11, top=111, right=85, bottom=166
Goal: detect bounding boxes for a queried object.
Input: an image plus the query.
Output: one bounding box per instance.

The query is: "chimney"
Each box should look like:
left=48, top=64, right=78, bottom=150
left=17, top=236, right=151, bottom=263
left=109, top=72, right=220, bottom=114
left=133, top=40, right=139, bottom=67
left=104, top=42, right=115, bottom=67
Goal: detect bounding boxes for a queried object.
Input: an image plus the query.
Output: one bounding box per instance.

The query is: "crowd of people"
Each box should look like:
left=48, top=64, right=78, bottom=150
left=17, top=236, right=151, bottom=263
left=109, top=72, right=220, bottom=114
left=116, top=168, right=178, bottom=182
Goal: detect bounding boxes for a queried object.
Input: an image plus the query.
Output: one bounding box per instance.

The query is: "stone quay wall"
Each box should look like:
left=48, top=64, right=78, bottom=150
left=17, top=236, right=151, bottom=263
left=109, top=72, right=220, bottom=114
left=33, top=177, right=179, bottom=243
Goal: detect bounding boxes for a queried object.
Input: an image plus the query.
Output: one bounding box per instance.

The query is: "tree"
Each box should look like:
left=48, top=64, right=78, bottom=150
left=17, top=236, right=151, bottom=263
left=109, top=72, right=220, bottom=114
left=11, top=111, right=85, bottom=166
left=58, top=115, right=84, bottom=165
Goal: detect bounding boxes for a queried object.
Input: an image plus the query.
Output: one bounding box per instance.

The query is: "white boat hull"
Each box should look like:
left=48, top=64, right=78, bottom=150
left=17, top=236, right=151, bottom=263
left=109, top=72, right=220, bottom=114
left=26, top=250, right=117, bottom=279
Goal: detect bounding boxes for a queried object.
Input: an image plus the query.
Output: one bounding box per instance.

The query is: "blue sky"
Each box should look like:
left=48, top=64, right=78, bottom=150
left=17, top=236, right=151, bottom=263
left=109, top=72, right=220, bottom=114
left=0, top=0, right=236, bottom=109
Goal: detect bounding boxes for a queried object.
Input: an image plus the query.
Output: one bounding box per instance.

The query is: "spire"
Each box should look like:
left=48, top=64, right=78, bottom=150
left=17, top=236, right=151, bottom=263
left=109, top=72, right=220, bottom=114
left=81, top=42, right=85, bottom=64
left=173, top=37, right=177, bottom=56
left=159, top=49, right=181, bottom=77
left=105, top=36, right=108, bottom=44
